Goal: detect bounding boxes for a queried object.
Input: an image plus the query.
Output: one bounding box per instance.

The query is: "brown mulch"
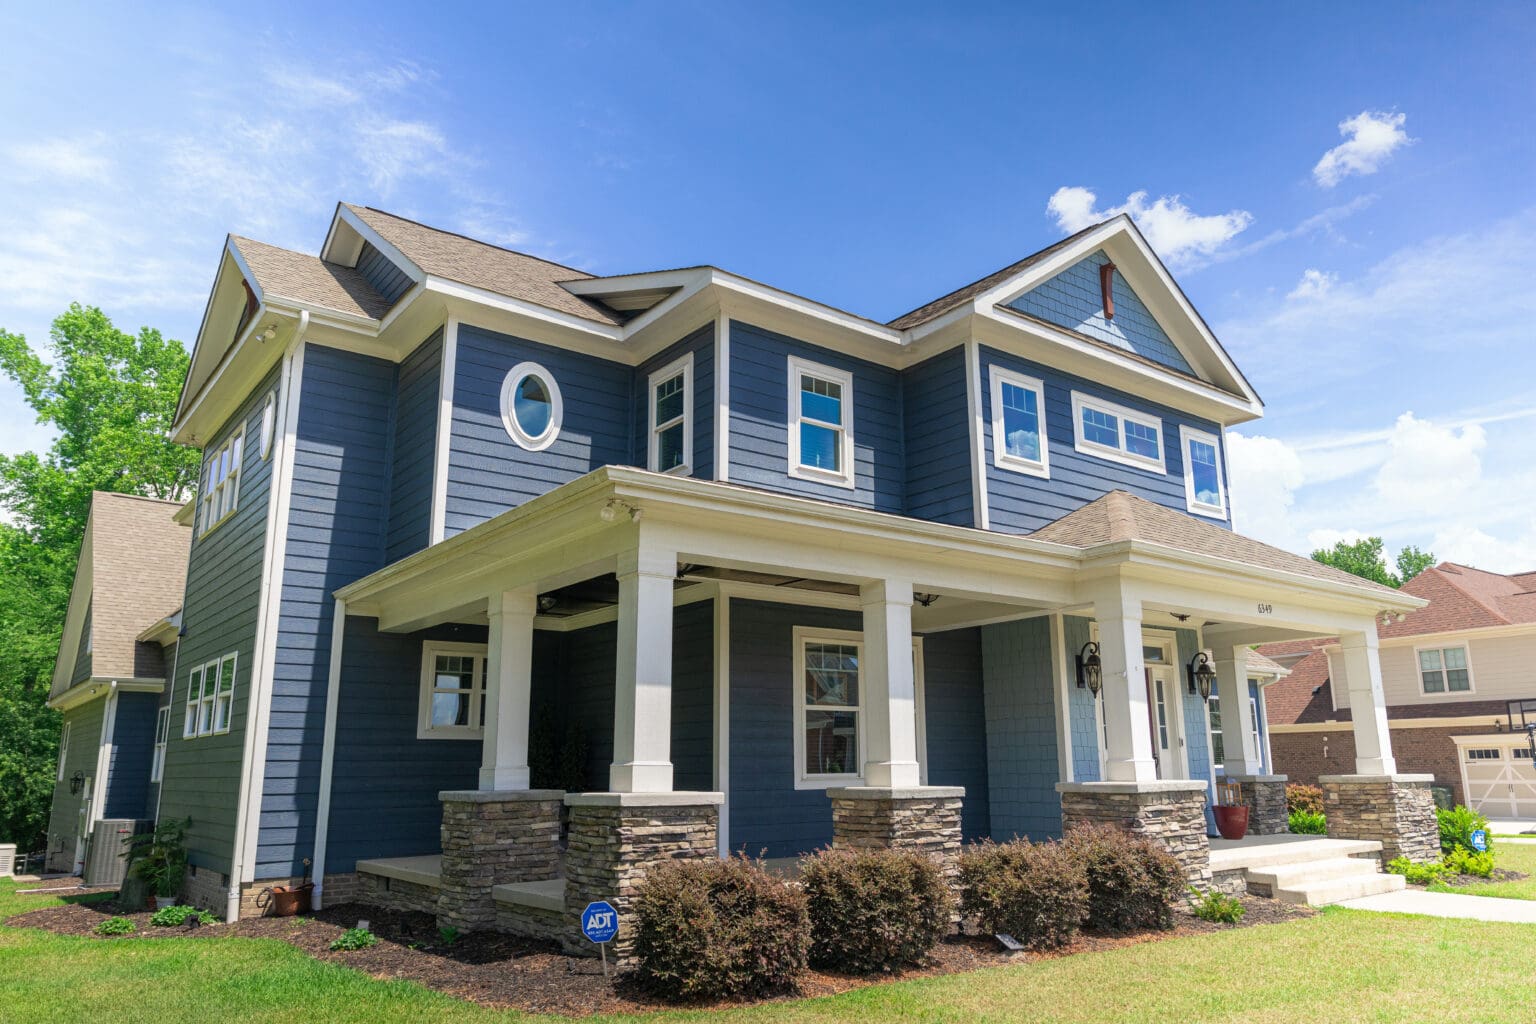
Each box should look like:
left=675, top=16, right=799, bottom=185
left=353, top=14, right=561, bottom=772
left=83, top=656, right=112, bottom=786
left=6, top=894, right=1312, bottom=1018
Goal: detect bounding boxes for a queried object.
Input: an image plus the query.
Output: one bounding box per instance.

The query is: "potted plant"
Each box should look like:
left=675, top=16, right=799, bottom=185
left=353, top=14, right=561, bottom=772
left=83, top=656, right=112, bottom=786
left=258, top=858, right=314, bottom=917
left=124, top=817, right=190, bottom=910
left=1212, top=781, right=1249, bottom=841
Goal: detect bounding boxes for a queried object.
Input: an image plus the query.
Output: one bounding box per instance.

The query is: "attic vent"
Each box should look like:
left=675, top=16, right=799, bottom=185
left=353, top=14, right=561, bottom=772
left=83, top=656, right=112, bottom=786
left=1099, top=262, right=1116, bottom=319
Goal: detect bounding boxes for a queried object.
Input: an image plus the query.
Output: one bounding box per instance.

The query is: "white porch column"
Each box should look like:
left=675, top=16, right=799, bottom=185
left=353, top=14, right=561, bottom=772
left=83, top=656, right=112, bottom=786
left=1338, top=629, right=1398, bottom=776
left=1091, top=583, right=1158, bottom=783
left=1214, top=647, right=1265, bottom=777
left=609, top=545, right=676, bottom=793
left=480, top=588, right=538, bottom=791
left=859, top=578, right=921, bottom=788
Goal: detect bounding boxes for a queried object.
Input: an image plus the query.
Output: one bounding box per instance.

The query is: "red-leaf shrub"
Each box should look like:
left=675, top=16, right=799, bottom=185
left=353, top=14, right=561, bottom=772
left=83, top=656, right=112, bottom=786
left=1065, top=824, right=1184, bottom=932
left=800, top=846, right=952, bottom=972
left=957, top=838, right=1087, bottom=950
left=1286, top=784, right=1324, bottom=816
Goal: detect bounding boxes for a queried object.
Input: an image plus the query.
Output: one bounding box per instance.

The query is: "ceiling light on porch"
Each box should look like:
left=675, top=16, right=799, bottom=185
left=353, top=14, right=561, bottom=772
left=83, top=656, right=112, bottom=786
left=1186, top=650, right=1217, bottom=702
left=1075, top=641, right=1103, bottom=698
left=914, top=592, right=940, bottom=607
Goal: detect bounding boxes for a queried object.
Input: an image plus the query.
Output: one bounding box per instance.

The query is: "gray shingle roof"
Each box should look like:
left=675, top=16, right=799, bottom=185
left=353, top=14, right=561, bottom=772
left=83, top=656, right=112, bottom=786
left=80, top=492, right=192, bottom=680
left=230, top=236, right=391, bottom=319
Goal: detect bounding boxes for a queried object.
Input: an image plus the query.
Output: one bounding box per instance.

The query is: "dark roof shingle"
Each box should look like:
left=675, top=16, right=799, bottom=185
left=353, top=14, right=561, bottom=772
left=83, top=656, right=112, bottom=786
left=231, top=236, right=391, bottom=319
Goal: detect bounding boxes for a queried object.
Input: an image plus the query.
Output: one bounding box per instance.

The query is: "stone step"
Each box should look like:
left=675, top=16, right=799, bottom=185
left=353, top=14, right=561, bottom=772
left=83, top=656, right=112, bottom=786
left=1273, top=870, right=1405, bottom=907
left=1208, top=837, right=1383, bottom=872
left=1247, top=856, right=1385, bottom=893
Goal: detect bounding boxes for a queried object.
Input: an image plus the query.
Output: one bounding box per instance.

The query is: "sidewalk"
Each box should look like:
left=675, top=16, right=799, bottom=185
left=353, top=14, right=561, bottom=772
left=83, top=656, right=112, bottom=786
left=1338, top=889, right=1536, bottom=922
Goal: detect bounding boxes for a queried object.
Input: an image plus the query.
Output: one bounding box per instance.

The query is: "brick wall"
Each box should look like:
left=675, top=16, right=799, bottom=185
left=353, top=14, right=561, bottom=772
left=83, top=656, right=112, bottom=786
left=1271, top=726, right=1471, bottom=804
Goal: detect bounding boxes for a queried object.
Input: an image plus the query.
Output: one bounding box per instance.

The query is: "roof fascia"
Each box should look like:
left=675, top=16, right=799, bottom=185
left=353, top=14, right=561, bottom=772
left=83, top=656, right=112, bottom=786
left=50, top=521, right=95, bottom=695
left=1377, top=621, right=1536, bottom=646
left=427, top=277, right=623, bottom=341
left=325, top=205, right=426, bottom=283
left=48, top=676, right=166, bottom=712
left=175, top=241, right=251, bottom=425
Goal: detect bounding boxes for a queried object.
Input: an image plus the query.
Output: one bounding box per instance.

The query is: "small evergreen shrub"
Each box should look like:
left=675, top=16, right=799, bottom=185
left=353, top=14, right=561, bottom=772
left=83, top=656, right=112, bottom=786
left=1437, top=806, right=1492, bottom=855
left=1385, top=856, right=1449, bottom=885
left=1285, top=784, right=1324, bottom=816
left=329, top=927, right=377, bottom=951
left=95, top=916, right=135, bottom=936
left=799, top=847, right=951, bottom=972
left=632, top=855, right=809, bottom=1000
left=150, top=905, right=217, bottom=927
left=1066, top=824, right=1184, bottom=932
left=1288, top=810, right=1327, bottom=835
left=1188, top=887, right=1245, bottom=924
left=957, top=838, right=1087, bottom=951
left=1444, top=846, right=1495, bottom=878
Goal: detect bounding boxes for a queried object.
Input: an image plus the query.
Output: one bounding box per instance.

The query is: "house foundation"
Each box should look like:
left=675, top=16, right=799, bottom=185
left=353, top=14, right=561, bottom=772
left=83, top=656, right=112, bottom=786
left=1057, top=780, right=1212, bottom=887
left=1319, top=774, right=1439, bottom=863
left=435, top=789, right=564, bottom=933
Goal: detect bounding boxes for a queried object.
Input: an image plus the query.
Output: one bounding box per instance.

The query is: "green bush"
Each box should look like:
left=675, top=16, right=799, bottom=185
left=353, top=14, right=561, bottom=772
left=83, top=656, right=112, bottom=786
left=632, top=855, right=810, bottom=1000
left=149, top=905, right=217, bottom=927
left=799, top=847, right=951, bottom=972
left=95, top=916, right=136, bottom=936
left=1437, top=806, right=1493, bottom=855
left=1188, top=887, right=1244, bottom=924
left=957, top=838, right=1086, bottom=951
left=1066, top=824, right=1184, bottom=932
left=1288, top=810, right=1327, bottom=835
left=329, top=927, right=377, bottom=951
left=1444, top=846, right=1495, bottom=878
left=1285, top=784, right=1324, bottom=816
left=1386, top=856, right=1449, bottom=885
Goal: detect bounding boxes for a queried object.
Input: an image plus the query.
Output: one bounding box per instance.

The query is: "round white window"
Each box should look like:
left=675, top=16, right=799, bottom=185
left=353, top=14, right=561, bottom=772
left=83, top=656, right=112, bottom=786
left=258, top=391, right=277, bottom=460
left=500, top=362, right=562, bottom=451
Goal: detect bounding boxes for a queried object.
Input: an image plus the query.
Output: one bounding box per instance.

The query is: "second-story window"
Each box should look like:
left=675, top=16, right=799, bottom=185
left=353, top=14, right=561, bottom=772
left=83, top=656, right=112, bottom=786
left=648, top=353, right=693, bottom=475
left=1180, top=426, right=1227, bottom=519
left=1071, top=392, right=1165, bottom=473
left=198, top=427, right=244, bottom=537
left=1419, top=646, right=1472, bottom=694
left=183, top=652, right=236, bottom=739
left=500, top=362, right=563, bottom=452
left=989, top=366, right=1049, bottom=477
left=787, top=356, right=855, bottom=489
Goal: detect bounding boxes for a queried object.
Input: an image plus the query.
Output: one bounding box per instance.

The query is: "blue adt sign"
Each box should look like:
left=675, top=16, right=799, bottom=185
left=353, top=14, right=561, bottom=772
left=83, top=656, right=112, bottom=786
left=1470, top=829, right=1489, bottom=852
left=581, top=901, right=619, bottom=944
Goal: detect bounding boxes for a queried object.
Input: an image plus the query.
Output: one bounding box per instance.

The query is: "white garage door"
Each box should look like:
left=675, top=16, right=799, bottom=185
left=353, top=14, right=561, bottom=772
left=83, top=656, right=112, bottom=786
left=1457, top=738, right=1536, bottom=818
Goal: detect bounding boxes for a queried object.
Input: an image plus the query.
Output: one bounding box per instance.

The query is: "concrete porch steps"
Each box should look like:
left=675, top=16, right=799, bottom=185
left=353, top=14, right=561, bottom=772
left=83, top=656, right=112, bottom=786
left=1209, top=835, right=1404, bottom=907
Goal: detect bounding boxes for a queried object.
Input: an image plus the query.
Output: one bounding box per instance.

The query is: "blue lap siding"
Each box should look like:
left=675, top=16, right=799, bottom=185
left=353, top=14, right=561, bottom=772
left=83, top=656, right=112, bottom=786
left=355, top=242, right=413, bottom=306
left=902, top=347, right=974, bottom=527
left=634, top=324, right=716, bottom=481
left=103, top=691, right=160, bottom=819
left=385, top=330, right=442, bottom=563
left=919, top=627, right=991, bottom=841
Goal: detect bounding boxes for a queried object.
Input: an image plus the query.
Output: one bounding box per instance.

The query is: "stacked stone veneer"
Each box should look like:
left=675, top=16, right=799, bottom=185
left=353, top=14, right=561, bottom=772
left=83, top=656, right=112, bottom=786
left=1320, top=775, right=1439, bottom=863
left=1057, top=780, right=1212, bottom=887
left=355, top=873, right=438, bottom=916
left=828, top=787, right=965, bottom=876
left=562, top=794, right=722, bottom=960
left=436, top=789, right=564, bottom=933
left=1223, top=775, right=1289, bottom=835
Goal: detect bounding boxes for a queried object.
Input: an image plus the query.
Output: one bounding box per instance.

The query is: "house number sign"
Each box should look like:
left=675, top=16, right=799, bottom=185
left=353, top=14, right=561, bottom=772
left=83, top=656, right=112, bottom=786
left=1256, top=603, right=1273, bottom=615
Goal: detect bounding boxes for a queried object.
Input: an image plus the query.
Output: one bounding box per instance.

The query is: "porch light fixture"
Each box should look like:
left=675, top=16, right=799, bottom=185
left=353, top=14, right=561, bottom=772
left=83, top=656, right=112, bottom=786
left=1075, top=641, right=1103, bottom=698
left=914, top=592, right=940, bottom=607
left=1186, top=651, right=1217, bottom=702
left=68, top=770, right=85, bottom=796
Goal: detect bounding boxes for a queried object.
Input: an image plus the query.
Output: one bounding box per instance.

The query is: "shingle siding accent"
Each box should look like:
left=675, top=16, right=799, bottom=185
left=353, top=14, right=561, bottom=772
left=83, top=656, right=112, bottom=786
left=1065, top=615, right=1101, bottom=782
left=921, top=627, right=991, bottom=842
left=980, top=617, right=1062, bottom=840
left=1007, top=250, right=1193, bottom=374
left=355, top=241, right=413, bottom=306
left=902, top=347, right=974, bottom=526
left=385, top=329, right=442, bottom=562
left=1175, top=628, right=1216, bottom=832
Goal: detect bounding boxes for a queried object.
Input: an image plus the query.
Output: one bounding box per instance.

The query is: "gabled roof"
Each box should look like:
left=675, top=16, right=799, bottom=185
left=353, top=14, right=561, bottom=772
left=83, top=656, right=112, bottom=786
left=1383, top=562, right=1536, bottom=637
left=1245, top=649, right=1290, bottom=678
left=1257, top=639, right=1336, bottom=725
left=230, top=236, right=392, bottom=320
left=1027, top=490, right=1401, bottom=595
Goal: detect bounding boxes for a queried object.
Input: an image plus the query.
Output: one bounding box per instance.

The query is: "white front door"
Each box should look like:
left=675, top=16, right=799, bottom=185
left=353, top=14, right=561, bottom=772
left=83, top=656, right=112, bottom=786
left=1144, top=665, right=1182, bottom=779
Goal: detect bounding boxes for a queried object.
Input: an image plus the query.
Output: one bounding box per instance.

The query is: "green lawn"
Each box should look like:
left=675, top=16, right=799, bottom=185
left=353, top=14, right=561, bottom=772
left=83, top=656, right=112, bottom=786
left=4, top=877, right=1536, bottom=1023
left=1430, top=843, right=1536, bottom=901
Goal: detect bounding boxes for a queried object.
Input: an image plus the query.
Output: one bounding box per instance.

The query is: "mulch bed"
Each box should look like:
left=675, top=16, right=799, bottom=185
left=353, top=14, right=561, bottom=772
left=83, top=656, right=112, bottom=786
left=1414, top=867, right=1529, bottom=888
left=6, top=893, right=1310, bottom=1017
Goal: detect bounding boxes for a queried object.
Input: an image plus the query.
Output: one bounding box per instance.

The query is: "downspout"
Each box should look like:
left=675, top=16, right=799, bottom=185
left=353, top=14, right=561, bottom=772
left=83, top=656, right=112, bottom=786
left=152, top=630, right=184, bottom=825
left=310, top=597, right=347, bottom=909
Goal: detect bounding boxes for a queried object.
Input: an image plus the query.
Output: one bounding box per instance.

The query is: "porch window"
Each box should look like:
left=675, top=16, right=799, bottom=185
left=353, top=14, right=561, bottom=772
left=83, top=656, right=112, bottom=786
left=198, top=427, right=244, bottom=537
left=418, top=642, right=487, bottom=739
left=1070, top=392, right=1165, bottom=473
left=1419, top=646, right=1472, bottom=694
left=787, top=356, right=855, bottom=489
left=151, top=706, right=170, bottom=782
left=989, top=366, right=1049, bottom=477
left=798, top=636, right=862, bottom=786
left=1180, top=426, right=1226, bottom=519
left=1248, top=693, right=1262, bottom=770
left=1207, top=684, right=1224, bottom=770
left=648, top=353, right=693, bottom=475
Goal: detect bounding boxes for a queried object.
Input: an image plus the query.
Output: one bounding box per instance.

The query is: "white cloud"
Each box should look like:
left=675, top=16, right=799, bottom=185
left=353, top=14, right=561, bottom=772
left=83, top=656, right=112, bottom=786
left=1313, top=111, right=1412, bottom=187
left=1373, top=413, right=1485, bottom=514
left=1427, top=525, right=1536, bottom=573
left=1046, top=186, right=1253, bottom=266
left=352, top=118, right=451, bottom=194
left=7, top=136, right=112, bottom=181
left=1287, top=268, right=1338, bottom=301
left=1227, top=432, right=1306, bottom=550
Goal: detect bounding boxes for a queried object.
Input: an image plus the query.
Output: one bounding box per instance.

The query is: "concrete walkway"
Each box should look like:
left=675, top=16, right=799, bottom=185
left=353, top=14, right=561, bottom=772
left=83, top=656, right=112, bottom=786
left=1337, top=889, right=1536, bottom=922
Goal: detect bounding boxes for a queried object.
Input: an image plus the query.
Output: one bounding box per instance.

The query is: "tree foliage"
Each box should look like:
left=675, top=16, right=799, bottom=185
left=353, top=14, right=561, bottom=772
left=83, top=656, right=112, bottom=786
left=0, top=304, right=197, bottom=850
left=1310, top=536, right=1437, bottom=589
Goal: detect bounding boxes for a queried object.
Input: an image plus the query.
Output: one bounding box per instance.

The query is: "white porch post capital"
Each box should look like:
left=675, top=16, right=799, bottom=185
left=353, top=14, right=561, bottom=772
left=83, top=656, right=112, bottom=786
left=609, top=541, right=677, bottom=793
left=859, top=577, right=921, bottom=789
left=1214, top=646, right=1264, bottom=777
left=1338, top=629, right=1398, bottom=776
left=480, top=587, right=538, bottom=791
left=1087, top=580, right=1158, bottom=783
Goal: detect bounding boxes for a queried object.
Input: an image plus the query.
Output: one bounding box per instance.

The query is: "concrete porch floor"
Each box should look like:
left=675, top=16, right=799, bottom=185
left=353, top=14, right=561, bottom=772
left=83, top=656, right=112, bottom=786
left=355, top=854, right=443, bottom=888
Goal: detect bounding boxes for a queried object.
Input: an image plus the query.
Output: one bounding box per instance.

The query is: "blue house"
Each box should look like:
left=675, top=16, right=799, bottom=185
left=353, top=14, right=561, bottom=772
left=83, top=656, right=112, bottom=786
left=55, top=205, right=1430, bottom=928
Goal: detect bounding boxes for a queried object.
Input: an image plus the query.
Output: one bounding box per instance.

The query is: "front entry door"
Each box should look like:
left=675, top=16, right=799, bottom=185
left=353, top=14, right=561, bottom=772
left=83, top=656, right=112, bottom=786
left=1144, top=667, right=1178, bottom=779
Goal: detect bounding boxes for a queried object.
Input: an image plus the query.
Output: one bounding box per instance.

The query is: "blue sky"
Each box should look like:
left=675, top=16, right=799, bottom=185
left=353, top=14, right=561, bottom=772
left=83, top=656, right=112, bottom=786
left=2, top=3, right=1534, bottom=568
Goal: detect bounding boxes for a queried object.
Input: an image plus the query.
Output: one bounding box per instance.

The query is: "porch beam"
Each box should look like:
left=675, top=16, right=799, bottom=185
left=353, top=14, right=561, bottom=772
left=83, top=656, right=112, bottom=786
left=480, top=588, right=538, bottom=791
left=1213, top=646, right=1265, bottom=777
left=609, top=542, right=677, bottom=793
left=1337, top=629, right=1398, bottom=776
left=1089, top=582, right=1159, bottom=783
left=859, top=578, right=922, bottom=788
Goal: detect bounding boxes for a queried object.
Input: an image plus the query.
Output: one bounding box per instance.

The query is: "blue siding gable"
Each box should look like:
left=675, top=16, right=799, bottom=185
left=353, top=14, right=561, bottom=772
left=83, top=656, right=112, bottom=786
left=902, top=348, right=973, bottom=527
left=386, top=330, right=441, bottom=562
left=355, top=242, right=413, bottom=306
left=1007, top=250, right=1193, bottom=374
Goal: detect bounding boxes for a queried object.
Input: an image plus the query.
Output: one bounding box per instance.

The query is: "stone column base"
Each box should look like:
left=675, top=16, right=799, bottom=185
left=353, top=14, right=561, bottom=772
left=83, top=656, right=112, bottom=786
left=1319, top=774, right=1438, bottom=863
left=827, top=785, right=964, bottom=873
left=1057, top=780, right=1212, bottom=887
left=436, top=789, right=564, bottom=933
left=1221, top=774, right=1289, bottom=835
left=562, top=791, right=723, bottom=961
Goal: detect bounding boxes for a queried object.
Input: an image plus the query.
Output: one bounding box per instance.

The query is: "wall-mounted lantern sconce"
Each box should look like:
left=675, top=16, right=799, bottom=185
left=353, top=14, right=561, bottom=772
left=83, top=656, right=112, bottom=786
left=69, top=770, right=85, bottom=796
left=1186, top=650, right=1217, bottom=703
left=1075, top=641, right=1103, bottom=698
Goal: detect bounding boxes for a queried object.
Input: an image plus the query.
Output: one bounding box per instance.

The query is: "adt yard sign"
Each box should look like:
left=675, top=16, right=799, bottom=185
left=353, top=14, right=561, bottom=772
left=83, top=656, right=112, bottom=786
left=1471, top=829, right=1489, bottom=852
left=582, top=901, right=618, bottom=944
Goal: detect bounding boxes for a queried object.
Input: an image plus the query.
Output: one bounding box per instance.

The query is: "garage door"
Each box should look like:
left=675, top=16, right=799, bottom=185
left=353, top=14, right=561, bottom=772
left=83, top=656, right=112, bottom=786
left=1457, top=738, right=1536, bottom=817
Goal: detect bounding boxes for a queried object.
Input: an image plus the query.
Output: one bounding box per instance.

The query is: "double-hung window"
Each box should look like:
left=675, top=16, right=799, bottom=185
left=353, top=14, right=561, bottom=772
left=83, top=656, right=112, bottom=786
left=198, top=427, right=244, bottom=536
left=151, top=707, right=170, bottom=782
left=183, top=653, right=236, bottom=738
left=647, top=353, right=693, bottom=475
left=1248, top=692, right=1263, bottom=770
left=1071, top=392, right=1165, bottom=472
left=1180, top=426, right=1227, bottom=519
left=989, top=367, right=1049, bottom=477
left=792, top=627, right=926, bottom=789
left=787, top=356, right=855, bottom=489
left=1419, top=646, right=1472, bottom=694
left=419, top=642, right=487, bottom=739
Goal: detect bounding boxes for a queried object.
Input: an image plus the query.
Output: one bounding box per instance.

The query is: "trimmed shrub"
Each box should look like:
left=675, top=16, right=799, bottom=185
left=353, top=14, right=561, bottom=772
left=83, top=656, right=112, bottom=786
left=1385, top=856, right=1448, bottom=885
left=1066, top=824, right=1184, bottom=932
left=150, top=905, right=217, bottom=927
left=329, top=927, right=377, bottom=951
left=1437, top=805, right=1492, bottom=855
left=632, top=855, right=809, bottom=1000
left=957, top=838, right=1087, bottom=951
left=1188, top=887, right=1244, bottom=924
left=800, top=847, right=951, bottom=972
left=95, top=916, right=135, bottom=936
left=1288, top=809, right=1327, bottom=835
left=1444, top=846, right=1495, bottom=878
left=1285, top=784, right=1324, bottom=816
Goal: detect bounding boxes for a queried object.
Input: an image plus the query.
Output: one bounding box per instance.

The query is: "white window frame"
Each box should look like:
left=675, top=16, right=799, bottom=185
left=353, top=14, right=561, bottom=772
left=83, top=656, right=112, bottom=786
left=183, top=652, right=236, bottom=739
left=1416, top=644, right=1475, bottom=696
left=418, top=642, right=488, bottom=740
left=1206, top=681, right=1224, bottom=775
left=1070, top=392, right=1166, bottom=473
left=647, top=352, right=694, bottom=476
left=57, top=722, right=71, bottom=781
left=151, top=706, right=170, bottom=783
left=989, top=366, right=1050, bottom=478
left=499, top=361, right=563, bottom=452
left=1179, top=425, right=1227, bottom=520
left=786, top=355, right=855, bottom=490
left=198, top=426, right=245, bottom=537
left=1248, top=691, right=1263, bottom=772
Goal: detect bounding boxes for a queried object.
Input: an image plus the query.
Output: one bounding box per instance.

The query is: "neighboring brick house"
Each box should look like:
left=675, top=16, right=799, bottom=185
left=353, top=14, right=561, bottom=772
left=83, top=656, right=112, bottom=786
left=1265, top=562, right=1536, bottom=817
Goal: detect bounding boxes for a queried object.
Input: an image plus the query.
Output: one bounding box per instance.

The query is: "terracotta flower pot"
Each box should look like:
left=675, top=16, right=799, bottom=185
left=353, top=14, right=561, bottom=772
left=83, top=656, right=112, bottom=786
left=264, top=883, right=314, bottom=917
left=1213, top=804, right=1250, bottom=841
